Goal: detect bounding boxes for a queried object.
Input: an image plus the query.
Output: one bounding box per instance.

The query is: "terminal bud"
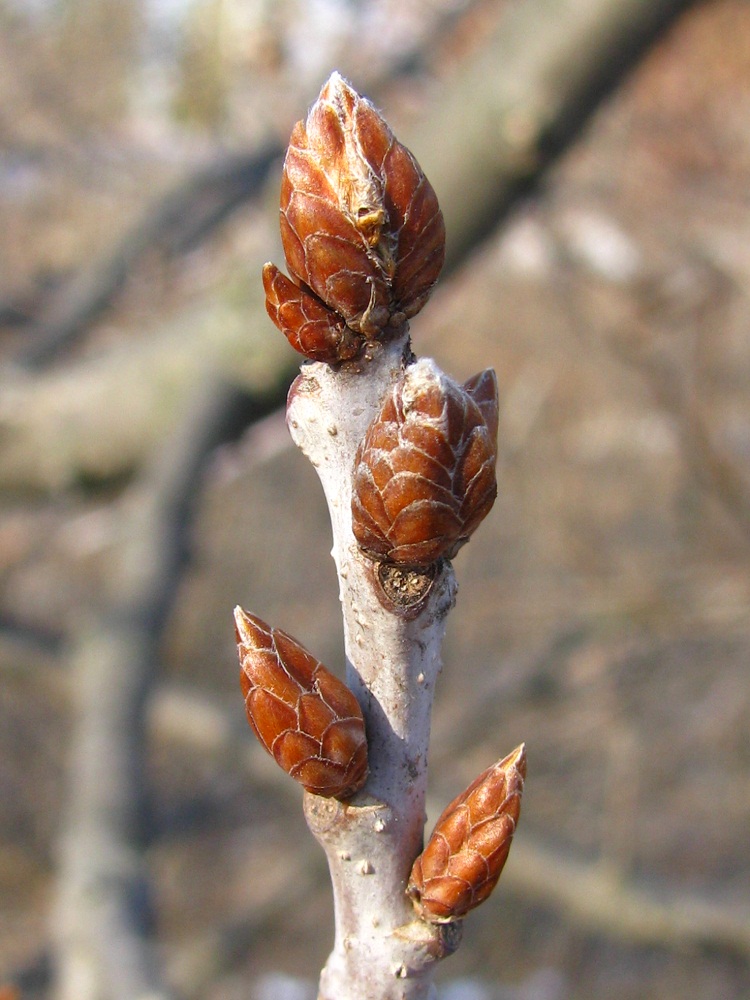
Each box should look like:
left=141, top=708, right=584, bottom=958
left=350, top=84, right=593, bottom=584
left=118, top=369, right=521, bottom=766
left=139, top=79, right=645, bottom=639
left=266, top=71, right=445, bottom=354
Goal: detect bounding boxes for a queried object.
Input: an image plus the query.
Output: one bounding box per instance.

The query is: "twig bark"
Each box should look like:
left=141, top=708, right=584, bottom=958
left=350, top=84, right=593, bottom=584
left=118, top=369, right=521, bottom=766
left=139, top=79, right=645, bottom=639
left=287, top=340, right=459, bottom=1000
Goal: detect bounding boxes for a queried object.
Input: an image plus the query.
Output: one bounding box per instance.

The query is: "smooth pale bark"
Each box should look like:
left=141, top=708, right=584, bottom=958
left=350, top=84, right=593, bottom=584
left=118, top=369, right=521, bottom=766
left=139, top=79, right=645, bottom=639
left=288, top=339, right=460, bottom=1000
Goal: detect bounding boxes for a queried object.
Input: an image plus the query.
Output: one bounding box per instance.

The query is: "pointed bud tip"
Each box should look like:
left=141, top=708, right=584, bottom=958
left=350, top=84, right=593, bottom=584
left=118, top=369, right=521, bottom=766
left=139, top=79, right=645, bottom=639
left=322, top=69, right=350, bottom=94
left=407, top=742, right=528, bottom=923
left=508, top=743, right=527, bottom=774
left=313, top=71, right=360, bottom=128
left=233, top=605, right=257, bottom=645
left=317, top=70, right=360, bottom=110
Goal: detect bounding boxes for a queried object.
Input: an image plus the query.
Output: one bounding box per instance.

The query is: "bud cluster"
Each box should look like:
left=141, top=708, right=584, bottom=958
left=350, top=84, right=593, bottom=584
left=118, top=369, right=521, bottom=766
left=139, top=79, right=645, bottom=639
left=263, top=72, right=445, bottom=363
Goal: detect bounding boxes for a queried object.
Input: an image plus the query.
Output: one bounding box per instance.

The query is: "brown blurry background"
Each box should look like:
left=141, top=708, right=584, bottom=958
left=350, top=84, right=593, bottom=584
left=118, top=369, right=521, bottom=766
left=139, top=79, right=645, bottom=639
left=1, top=1, right=749, bottom=998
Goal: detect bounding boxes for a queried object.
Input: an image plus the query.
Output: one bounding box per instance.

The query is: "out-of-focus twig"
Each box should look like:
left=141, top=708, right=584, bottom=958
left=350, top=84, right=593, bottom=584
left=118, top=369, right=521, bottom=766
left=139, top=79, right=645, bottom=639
left=614, top=262, right=750, bottom=545
left=14, top=150, right=279, bottom=370
left=504, top=836, right=750, bottom=959
left=412, top=0, right=696, bottom=272
left=0, top=298, right=293, bottom=493
left=52, top=377, right=255, bottom=1000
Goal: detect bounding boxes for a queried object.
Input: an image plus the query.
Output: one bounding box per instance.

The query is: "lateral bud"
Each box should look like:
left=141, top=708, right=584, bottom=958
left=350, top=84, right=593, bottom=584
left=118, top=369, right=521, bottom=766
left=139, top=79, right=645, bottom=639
left=408, top=745, right=526, bottom=923
left=352, top=359, right=499, bottom=567
left=234, top=606, right=368, bottom=799
left=263, top=262, right=363, bottom=363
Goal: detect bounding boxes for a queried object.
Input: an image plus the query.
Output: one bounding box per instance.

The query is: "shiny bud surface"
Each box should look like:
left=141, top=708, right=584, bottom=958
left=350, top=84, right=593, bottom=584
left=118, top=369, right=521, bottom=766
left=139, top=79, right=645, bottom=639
left=408, top=745, right=526, bottom=923
left=265, top=71, right=445, bottom=359
left=235, top=606, right=368, bottom=799
left=262, top=262, right=363, bottom=363
left=352, top=359, right=499, bottom=566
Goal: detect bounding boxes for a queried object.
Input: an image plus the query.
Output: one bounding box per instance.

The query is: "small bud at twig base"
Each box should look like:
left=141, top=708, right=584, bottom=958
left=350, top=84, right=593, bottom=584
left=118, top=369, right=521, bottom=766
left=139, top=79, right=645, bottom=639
left=408, top=745, right=526, bottom=922
left=263, top=262, right=363, bottom=363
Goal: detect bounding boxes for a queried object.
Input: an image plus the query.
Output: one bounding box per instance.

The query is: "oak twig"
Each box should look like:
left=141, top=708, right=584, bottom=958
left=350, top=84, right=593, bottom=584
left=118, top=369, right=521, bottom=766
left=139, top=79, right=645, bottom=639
left=289, top=343, right=460, bottom=999
left=235, top=72, right=522, bottom=1000
left=0, top=0, right=693, bottom=494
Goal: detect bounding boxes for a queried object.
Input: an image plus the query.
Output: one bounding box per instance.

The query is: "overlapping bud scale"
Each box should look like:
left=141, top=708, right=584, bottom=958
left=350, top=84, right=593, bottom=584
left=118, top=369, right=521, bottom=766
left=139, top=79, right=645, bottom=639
left=408, top=745, right=526, bottom=923
left=352, top=360, right=499, bottom=567
left=262, top=262, right=363, bottom=363
left=264, top=72, right=445, bottom=362
left=235, top=606, right=368, bottom=799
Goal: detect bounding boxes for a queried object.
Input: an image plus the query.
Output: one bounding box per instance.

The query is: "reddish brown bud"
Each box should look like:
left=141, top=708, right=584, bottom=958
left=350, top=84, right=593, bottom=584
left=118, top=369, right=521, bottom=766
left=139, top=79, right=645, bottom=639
left=408, top=745, right=526, bottom=923
left=351, top=360, right=499, bottom=566
left=276, top=71, right=444, bottom=341
left=262, top=262, right=363, bottom=363
left=235, top=606, right=368, bottom=799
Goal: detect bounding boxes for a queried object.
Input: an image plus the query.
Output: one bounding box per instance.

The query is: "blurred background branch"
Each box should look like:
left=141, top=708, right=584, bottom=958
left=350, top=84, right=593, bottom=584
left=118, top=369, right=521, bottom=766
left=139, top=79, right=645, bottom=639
left=53, top=378, right=254, bottom=1000
left=0, top=0, right=694, bottom=491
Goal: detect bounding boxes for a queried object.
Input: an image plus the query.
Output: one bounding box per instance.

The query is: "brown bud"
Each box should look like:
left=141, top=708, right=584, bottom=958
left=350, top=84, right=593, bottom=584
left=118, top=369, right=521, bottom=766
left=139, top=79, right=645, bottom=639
left=351, top=359, right=499, bottom=567
left=234, top=606, right=368, bottom=799
left=262, top=262, right=363, bottom=363
left=277, top=71, right=444, bottom=339
left=408, top=745, right=526, bottom=923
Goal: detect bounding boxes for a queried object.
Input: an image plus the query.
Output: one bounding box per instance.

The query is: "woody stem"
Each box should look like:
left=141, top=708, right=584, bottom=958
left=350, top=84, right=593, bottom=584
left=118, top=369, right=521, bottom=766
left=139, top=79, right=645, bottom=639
left=287, top=338, right=460, bottom=1000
